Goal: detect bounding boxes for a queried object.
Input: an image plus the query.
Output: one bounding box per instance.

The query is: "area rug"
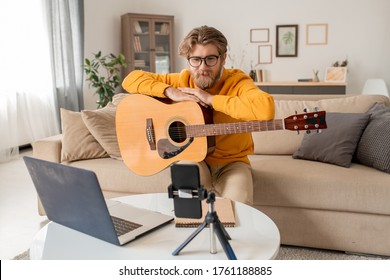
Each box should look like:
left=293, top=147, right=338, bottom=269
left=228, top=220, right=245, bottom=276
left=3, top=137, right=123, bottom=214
left=12, top=246, right=388, bottom=260
left=12, top=250, right=30, bottom=260
left=274, top=245, right=388, bottom=260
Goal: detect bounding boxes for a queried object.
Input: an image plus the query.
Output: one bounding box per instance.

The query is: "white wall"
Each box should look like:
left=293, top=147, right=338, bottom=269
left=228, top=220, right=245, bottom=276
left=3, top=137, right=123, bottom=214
left=84, top=0, right=390, bottom=109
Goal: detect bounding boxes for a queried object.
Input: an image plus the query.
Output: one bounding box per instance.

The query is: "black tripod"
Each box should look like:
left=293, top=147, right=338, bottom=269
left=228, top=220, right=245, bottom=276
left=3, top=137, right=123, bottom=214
left=172, top=192, right=237, bottom=260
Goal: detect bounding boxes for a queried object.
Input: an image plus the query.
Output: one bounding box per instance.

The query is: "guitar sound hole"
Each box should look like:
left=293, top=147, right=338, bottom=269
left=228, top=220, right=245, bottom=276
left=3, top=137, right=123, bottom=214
left=169, top=121, right=187, bottom=143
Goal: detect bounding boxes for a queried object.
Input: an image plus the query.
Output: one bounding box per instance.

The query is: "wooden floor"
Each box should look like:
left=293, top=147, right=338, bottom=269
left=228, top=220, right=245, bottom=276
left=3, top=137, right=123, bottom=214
left=0, top=148, right=48, bottom=259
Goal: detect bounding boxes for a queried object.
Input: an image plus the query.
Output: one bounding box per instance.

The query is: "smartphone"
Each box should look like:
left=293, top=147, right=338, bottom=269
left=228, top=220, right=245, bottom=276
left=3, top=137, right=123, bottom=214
left=170, top=164, right=203, bottom=219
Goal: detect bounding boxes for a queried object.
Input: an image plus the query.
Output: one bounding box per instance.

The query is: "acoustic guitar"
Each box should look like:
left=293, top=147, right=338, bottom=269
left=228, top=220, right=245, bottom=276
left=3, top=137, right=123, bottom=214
left=116, top=94, right=327, bottom=176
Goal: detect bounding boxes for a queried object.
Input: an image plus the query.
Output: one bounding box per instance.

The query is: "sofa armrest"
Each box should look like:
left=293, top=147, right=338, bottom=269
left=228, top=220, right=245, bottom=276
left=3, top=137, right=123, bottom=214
left=31, top=134, right=62, bottom=216
left=32, top=134, right=62, bottom=163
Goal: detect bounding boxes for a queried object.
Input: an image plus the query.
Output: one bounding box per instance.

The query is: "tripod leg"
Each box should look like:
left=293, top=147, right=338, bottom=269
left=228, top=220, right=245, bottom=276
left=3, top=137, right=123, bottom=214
left=209, top=211, right=232, bottom=240
left=219, top=222, right=232, bottom=240
left=172, top=220, right=207, bottom=256
left=213, top=221, right=237, bottom=260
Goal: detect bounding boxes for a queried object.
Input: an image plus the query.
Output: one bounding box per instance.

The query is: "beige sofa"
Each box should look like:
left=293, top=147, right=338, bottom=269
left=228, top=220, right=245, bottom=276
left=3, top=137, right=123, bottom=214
left=32, top=94, right=390, bottom=257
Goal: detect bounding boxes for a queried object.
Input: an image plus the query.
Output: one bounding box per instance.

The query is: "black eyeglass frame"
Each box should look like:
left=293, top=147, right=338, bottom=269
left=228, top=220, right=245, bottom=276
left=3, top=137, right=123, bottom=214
left=187, top=55, right=221, bottom=67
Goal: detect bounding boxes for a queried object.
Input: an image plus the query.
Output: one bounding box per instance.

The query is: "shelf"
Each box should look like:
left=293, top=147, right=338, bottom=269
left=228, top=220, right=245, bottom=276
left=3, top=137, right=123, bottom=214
left=255, top=82, right=347, bottom=86
left=255, top=81, right=347, bottom=95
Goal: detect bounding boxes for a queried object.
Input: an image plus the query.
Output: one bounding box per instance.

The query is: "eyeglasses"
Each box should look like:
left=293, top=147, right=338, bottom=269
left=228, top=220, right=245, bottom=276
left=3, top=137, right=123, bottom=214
left=187, top=55, right=220, bottom=67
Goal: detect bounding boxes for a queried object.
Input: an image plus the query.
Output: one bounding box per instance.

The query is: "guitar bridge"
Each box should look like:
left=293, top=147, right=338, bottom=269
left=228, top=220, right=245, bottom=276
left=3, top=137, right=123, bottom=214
left=146, top=118, right=156, bottom=150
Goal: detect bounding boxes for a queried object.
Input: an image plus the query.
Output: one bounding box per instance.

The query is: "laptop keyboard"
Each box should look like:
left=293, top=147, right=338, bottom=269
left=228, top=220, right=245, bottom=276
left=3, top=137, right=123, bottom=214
left=111, top=216, right=142, bottom=236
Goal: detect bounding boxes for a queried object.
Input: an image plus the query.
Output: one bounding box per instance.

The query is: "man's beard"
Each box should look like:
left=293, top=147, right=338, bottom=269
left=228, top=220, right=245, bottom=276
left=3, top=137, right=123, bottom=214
left=192, top=65, right=223, bottom=90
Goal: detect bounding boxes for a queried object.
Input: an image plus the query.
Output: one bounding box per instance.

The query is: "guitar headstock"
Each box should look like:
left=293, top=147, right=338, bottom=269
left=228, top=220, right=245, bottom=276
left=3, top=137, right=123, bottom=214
left=284, top=110, right=327, bottom=132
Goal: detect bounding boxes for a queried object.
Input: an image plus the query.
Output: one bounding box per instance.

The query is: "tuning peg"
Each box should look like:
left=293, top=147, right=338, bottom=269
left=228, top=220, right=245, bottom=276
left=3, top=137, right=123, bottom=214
left=303, top=108, right=308, bottom=113
left=293, top=110, right=298, bottom=120
left=306, top=130, right=311, bottom=134
left=314, top=107, right=319, bottom=112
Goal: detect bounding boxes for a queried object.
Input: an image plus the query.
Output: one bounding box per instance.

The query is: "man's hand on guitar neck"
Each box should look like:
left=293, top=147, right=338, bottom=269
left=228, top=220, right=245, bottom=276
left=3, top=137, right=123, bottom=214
left=164, top=87, right=213, bottom=108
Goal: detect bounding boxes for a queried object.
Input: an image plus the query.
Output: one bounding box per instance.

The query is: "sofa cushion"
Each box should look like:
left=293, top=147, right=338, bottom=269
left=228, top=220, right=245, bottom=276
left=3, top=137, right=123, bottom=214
left=253, top=95, right=390, bottom=155
left=81, top=94, right=127, bottom=160
left=292, top=112, right=370, bottom=167
left=355, top=103, right=390, bottom=173
left=60, top=108, right=108, bottom=162
left=249, top=155, right=390, bottom=215
left=66, top=157, right=173, bottom=194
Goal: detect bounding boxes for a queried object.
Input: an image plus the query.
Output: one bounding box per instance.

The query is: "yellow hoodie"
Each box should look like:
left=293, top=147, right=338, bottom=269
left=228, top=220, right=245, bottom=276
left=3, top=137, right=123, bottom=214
left=122, top=68, right=275, bottom=166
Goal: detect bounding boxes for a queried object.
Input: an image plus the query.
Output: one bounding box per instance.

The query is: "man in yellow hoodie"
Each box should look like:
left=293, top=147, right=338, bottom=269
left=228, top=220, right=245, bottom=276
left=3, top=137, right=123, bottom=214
left=122, top=25, right=274, bottom=205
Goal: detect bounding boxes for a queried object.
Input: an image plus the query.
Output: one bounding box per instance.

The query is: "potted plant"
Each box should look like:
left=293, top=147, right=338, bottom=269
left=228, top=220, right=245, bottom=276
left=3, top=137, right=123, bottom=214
left=332, top=57, right=348, bottom=67
left=83, top=51, right=127, bottom=108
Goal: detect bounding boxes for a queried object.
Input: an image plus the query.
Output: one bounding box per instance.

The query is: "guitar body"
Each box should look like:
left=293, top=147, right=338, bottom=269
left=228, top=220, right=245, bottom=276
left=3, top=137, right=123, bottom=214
left=116, top=94, right=208, bottom=176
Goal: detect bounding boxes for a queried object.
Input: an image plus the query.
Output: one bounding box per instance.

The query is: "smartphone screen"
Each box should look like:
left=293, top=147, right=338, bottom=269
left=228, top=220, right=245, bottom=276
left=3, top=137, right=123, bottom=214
left=170, top=164, right=202, bottom=219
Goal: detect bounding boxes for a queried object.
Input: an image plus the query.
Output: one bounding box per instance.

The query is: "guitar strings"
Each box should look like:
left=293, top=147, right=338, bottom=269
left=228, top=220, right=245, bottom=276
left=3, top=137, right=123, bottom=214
left=166, top=122, right=269, bottom=138
left=168, top=127, right=187, bottom=138
left=166, top=119, right=288, bottom=138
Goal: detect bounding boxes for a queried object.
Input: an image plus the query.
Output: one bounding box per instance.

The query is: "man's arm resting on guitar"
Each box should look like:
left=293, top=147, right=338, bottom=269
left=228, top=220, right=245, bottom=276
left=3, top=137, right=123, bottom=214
left=122, top=70, right=177, bottom=98
left=165, top=87, right=212, bottom=108
left=122, top=70, right=212, bottom=108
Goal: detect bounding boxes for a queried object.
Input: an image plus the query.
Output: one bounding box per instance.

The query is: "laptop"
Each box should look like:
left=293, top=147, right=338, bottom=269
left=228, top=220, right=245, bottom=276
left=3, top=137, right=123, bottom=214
left=23, top=156, right=174, bottom=246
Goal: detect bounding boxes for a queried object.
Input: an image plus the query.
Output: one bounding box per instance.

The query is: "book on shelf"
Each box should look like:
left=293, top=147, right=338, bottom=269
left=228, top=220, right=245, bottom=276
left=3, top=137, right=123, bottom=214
left=155, top=46, right=165, bottom=52
left=133, top=21, right=142, bottom=33
left=174, top=197, right=236, bottom=228
left=256, top=69, right=267, bottom=82
left=159, top=23, right=170, bottom=35
left=298, top=78, right=313, bottom=82
left=133, top=36, right=142, bottom=52
left=134, top=60, right=146, bottom=67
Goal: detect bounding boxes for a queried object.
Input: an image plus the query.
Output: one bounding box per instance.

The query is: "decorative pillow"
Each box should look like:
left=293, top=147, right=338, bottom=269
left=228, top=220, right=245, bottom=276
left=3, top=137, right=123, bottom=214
left=81, top=94, right=127, bottom=160
left=61, top=108, right=108, bottom=162
left=354, top=103, right=390, bottom=173
left=81, top=105, right=119, bottom=159
left=293, top=112, right=370, bottom=167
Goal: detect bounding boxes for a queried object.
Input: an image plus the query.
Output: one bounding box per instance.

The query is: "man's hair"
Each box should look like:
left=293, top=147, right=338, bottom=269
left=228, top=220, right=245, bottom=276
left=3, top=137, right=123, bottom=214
left=178, top=26, right=228, bottom=57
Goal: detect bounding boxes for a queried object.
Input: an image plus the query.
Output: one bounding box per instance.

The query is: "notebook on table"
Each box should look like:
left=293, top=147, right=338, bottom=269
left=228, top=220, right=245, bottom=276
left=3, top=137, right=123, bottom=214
left=23, top=156, right=173, bottom=246
left=175, top=198, right=236, bottom=228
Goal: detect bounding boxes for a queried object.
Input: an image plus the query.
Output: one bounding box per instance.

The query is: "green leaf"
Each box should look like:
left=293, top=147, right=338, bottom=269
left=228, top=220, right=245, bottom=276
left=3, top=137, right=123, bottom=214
left=83, top=51, right=127, bottom=108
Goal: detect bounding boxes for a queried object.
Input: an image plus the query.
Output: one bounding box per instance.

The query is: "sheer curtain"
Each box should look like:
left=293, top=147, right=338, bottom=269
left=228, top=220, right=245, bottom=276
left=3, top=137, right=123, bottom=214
left=45, top=0, right=84, bottom=113
left=0, top=0, right=59, bottom=162
left=0, top=0, right=84, bottom=163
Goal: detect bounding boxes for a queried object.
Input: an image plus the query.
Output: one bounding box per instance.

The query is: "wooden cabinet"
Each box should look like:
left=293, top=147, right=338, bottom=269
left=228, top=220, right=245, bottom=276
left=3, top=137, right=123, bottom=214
left=121, top=13, right=174, bottom=76
left=255, top=82, right=347, bottom=95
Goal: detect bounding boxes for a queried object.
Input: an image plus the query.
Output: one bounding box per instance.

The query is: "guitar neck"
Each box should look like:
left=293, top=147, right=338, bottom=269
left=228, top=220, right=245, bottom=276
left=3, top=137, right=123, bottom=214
left=186, top=119, right=284, bottom=137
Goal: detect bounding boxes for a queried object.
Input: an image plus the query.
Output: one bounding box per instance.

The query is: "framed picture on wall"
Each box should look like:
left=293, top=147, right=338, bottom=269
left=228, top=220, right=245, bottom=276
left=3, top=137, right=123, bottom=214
left=306, top=24, right=328, bottom=45
left=250, top=28, right=269, bottom=43
left=258, top=45, right=272, bottom=64
left=276, top=25, right=298, bottom=57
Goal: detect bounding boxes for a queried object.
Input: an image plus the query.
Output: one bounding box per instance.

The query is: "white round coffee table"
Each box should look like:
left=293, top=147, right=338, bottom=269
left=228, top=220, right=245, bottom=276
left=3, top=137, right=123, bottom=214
left=30, top=193, right=280, bottom=260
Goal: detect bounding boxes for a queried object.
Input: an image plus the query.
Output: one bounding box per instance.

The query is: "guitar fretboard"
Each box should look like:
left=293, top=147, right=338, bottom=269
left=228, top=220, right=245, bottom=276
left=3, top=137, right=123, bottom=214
left=186, top=119, right=284, bottom=137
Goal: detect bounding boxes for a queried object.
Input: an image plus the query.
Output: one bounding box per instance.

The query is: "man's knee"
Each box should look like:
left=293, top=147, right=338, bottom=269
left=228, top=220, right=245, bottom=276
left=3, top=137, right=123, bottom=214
left=213, top=162, right=253, bottom=205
